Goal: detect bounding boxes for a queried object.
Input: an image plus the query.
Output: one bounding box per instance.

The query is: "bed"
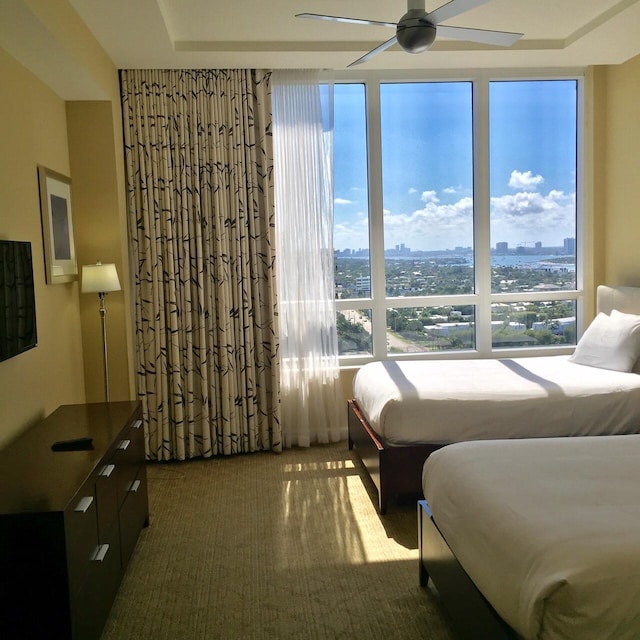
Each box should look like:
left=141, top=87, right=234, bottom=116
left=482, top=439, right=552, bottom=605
left=349, top=285, right=640, bottom=513
left=418, top=435, right=640, bottom=640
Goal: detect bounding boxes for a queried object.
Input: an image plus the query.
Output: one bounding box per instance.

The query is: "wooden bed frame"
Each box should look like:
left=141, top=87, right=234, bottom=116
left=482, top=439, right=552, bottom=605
left=418, top=499, right=517, bottom=640
left=349, top=286, right=640, bottom=515
left=348, top=399, right=442, bottom=514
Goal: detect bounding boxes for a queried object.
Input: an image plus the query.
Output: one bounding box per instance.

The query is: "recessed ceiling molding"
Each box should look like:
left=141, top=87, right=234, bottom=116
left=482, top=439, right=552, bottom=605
left=566, top=0, right=640, bottom=45
left=0, top=0, right=108, bottom=100
left=66, top=0, right=640, bottom=71
left=174, top=41, right=392, bottom=53
left=174, top=39, right=566, bottom=54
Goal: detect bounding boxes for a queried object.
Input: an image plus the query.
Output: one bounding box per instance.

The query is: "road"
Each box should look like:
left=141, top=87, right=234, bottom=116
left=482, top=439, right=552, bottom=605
left=343, top=310, right=425, bottom=353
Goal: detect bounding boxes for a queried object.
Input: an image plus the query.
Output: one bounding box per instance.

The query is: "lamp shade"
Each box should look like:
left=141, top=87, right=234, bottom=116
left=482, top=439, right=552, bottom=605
left=81, top=262, right=121, bottom=293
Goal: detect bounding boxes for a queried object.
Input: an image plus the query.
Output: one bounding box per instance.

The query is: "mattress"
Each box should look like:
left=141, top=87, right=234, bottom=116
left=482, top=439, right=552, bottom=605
left=352, top=356, right=640, bottom=444
left=422, top=435, right=640, bottom=640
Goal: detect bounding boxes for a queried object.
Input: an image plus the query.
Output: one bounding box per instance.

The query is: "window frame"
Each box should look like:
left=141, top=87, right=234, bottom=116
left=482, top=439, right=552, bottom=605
left=333, top=68, right=586, bottom=367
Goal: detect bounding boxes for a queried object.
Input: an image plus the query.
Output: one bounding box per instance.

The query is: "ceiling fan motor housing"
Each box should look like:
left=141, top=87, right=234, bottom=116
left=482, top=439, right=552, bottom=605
left=396, top=9, right=436, bottom=53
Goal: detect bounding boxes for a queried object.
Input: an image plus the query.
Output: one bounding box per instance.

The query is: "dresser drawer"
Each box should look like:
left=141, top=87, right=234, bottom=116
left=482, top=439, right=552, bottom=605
left=119, top=465, right=149, bottom=568
left=71, top=523, right=122, bottom=640
left=96, top=462, right=119, bottom=536
left=64, top=484, right=99, bottom=592
left=113, top=417, right=145, bottom=509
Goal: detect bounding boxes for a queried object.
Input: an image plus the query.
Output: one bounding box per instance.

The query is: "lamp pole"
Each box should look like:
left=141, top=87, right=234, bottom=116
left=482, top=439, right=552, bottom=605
left=81, top=261, right=121, bottom=404
left=99, top=291, right=110, bottom=402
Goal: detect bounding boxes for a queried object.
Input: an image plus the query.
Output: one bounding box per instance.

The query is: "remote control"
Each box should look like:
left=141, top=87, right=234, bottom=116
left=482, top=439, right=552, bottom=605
left=51, top=437, right=94, bottom=451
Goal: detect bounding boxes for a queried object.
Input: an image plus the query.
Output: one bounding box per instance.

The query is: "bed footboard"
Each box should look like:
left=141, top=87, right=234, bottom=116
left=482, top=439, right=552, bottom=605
left=418, top=500, right=516, bottom=639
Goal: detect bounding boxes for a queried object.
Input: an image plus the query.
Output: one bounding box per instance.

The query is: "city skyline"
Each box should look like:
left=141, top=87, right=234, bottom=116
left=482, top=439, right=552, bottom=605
left=335, top=237, right=576, bottom=258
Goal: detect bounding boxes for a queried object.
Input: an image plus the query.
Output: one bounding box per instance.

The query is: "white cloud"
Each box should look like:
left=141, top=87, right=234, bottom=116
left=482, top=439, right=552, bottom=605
left=334, top=216, right=369, bottom=250
left=382, top=197, right=474, bottom=251
left=509, top=170, right=544, bottom=190
left=335, top=197, right=354, bottom=205
left=490, top=189, right=575, bottom=245
left=491, top=189, right=574, bottom=221
left=334, top=173, right=575, bottom=251
left=421, top=190, right=440, bottom=204
left=408, top=187, right=418, bottom=194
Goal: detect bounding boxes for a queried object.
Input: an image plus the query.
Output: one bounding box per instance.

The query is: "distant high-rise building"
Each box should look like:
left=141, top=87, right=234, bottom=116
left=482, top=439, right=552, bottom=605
left=563, top=237, right=576, bottom=254
left=390, top=243, right=410, bottom=256
left=355, top=276, right=371, bottom=296
left=496, top=242, right=508, bottom=255
left=535, top=241, right=542, bottom=250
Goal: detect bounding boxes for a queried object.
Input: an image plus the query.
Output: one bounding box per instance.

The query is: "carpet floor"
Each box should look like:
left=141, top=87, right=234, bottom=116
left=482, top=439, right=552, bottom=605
left=101, top=442, right=456, bottom=640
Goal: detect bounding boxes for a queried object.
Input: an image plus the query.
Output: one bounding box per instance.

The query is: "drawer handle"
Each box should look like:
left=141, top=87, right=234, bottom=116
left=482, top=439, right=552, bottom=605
left=128, top=479, right=141, bottom=493
left=99, top=464, right=116, bottom=477
left=74, top=496, right=94, bottom=513
left=132, top=419, right=143, bottom=430
left=118, top=439, right=131, bottom=451
left=91, top=544, right=110, bottom=562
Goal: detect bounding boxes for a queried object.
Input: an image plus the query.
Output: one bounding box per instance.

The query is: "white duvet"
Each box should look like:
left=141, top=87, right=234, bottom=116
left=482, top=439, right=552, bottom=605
left=422, top=435, right=640, bottom=640
left=353, top=356, right=640, bottom=444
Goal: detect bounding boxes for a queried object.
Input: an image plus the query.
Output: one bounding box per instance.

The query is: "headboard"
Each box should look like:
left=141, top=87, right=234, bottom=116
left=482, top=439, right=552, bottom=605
left=596, top=285, right=640, bottom=316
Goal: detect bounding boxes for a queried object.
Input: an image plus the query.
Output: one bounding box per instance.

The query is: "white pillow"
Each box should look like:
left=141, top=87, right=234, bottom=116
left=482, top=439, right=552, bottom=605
left=569, top=310, right=640, bottom=372
left=613, top=310, right=640, bottom=374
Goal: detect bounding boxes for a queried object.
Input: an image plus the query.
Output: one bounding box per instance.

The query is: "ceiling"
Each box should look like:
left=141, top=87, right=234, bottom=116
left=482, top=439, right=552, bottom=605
left=66, top=0, right=640, bottom=71
left=1, top=0, right=639, bottom=101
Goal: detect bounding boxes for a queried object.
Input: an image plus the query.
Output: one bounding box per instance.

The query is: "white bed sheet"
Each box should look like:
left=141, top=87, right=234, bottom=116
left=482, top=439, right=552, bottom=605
left=422, top=435, right=640, bottom=640
left=353, top=356, right=640, bottom=444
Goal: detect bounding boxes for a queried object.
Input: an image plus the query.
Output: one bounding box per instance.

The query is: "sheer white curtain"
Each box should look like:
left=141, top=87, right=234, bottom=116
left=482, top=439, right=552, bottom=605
left=272, top=70, right=345, bottom=447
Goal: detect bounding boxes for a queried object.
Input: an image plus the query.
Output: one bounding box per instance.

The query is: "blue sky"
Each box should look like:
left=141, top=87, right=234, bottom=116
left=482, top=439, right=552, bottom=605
left=333, top=80, right=577, bottom=252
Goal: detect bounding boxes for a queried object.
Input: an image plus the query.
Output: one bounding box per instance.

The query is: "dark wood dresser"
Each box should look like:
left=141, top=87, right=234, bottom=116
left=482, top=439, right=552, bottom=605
left=0, top=401, right=149, bottom=640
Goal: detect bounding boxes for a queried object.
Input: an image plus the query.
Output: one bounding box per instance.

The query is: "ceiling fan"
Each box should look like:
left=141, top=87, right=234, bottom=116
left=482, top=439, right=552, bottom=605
left=296, top=0, right=523, bottom=67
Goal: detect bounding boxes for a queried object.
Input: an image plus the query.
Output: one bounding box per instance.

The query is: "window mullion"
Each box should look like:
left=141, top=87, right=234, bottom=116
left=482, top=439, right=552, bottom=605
left=473, top=76, right=492, bottom=355
left=366, top=80, right=387, bottom=358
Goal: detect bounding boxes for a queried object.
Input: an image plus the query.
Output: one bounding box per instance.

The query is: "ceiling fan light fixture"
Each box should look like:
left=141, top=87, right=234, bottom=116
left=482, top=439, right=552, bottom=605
left=396, top=23, right=436, bottom=53
left=396, top=10, right=436, bottom=54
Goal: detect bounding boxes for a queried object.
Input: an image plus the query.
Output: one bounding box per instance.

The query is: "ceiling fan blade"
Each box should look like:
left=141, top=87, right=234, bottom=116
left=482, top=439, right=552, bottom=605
left=436, top=24, right=523, bottom=46
left=348, top=35, right=399, bottom=67
left=428, top=0, right=491, bottom=25
left=295, top=13, right=397, bottom=29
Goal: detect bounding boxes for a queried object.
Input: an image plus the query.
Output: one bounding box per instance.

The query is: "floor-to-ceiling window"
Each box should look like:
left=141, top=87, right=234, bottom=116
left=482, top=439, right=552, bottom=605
left=333, top=72, right=582, bottom=364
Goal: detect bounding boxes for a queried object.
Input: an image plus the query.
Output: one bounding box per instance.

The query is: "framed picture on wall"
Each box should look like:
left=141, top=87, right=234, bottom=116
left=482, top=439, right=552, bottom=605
left=37, top=166, right=78, bottom=284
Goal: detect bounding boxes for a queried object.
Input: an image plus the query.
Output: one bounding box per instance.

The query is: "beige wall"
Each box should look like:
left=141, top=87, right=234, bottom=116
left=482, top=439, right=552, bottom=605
left=601, top=54, right=640, bottom=287
left=67, top=101, right=133, bottom=403
left=0, top=48, right=86, bottom=447
left=0, top=1, right=134, bottom=446
left=1, top=1, right=638, bottom=438
left=587, top=65, right=608, bottom=296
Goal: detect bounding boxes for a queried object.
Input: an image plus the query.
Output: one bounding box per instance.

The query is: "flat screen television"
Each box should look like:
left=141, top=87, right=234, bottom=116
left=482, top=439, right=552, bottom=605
left=0, top=240, right=37, bottom=363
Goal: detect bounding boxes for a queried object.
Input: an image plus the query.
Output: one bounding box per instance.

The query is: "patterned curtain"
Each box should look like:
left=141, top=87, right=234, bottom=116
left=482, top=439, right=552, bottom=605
left=120, top=69, right=281, bottom=461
